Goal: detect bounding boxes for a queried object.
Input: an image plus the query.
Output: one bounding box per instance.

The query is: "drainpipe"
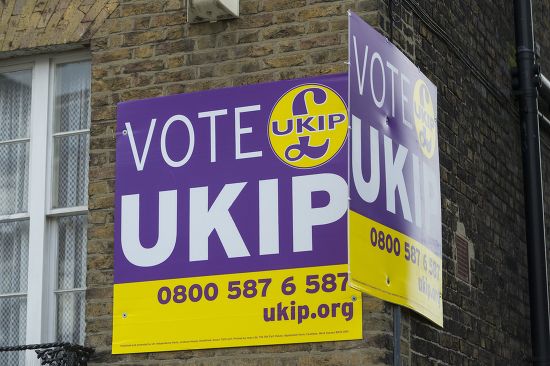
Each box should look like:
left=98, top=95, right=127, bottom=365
left=513, top=1, right=550, bottom=364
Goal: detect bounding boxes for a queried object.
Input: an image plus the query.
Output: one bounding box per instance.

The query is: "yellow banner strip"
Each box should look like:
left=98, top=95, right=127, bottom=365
left=113, top=264, right=362, bottom=354
left=349, top=211, right=443, bottom=326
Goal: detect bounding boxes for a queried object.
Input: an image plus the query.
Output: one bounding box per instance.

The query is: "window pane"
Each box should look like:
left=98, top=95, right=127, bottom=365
left=52, top=59, right=90, bottom=348
left=0, top=221, right=28, bottom=365
left=53, top=61, right=91, bottom=133
left=0, top=220, right=29, bottom=294
left=0, top=142, right=29, bottom=215
left=56, top=291, right=85, bottom=344
left=56, top=215, right=87, bottom=345
left=0, top=296, right=26, bottom=366
left=57, top=215, right=87, bottom=290
left=52, top=134, right=89, bottom=208
left=0, top=69, right=31, bottom=141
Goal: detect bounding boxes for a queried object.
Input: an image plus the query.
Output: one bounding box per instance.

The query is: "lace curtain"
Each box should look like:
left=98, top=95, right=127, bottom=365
left=0, top=69, right=31, bottom=366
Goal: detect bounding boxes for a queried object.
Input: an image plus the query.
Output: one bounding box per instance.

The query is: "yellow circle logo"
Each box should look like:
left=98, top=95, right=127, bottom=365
left=413, top=79, right=437, bottom=159
left=268, top=84, right=348, bottom=168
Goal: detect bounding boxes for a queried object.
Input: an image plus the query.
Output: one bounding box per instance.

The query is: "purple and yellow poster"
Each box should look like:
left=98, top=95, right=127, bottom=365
left=348, top=12, right=443, bottom=326
left=113, top=74, right=362, bottom=354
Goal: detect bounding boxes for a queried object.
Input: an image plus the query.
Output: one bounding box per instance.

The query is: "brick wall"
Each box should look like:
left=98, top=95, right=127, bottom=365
left=2, top=0, right=550, bottom=365
left=378, top=0, right=549, bottom=365
left=0, top=0, right=117, bottom=56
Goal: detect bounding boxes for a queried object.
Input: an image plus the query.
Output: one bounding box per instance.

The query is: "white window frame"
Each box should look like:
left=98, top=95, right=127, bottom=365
left=0, top=50, right=90, bottom=366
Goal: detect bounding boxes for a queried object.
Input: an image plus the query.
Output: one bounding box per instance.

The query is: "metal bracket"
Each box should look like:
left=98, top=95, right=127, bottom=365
left=391, top=0, right=402, bottom=26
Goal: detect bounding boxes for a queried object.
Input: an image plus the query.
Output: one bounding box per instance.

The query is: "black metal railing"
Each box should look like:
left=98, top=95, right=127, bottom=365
left=0, top=343, right=94, bottom=366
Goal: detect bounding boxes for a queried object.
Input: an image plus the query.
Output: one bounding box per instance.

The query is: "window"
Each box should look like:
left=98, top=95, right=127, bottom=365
left=0, top=53, right=90, bottom=365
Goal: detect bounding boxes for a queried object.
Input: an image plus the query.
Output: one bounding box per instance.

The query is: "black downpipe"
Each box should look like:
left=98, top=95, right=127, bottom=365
left=513, top=1, right=550, bottom=364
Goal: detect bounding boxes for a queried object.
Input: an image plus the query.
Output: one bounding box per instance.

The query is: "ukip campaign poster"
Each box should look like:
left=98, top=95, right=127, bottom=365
left=348, top=11, right=443, bottom=326
left=113, top=74, right=363, bottom=353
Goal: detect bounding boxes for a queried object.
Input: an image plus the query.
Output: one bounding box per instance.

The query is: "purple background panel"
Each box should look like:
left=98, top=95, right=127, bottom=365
left=115, top=74, right=348, bottom=284
left=349, top=12, right=441, bottom=256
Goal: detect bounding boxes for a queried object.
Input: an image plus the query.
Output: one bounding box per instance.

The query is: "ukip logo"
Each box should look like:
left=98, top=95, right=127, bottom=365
left=413, top=79, right=437, bottom=159
left=268, top=84, right=348, bottom=168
